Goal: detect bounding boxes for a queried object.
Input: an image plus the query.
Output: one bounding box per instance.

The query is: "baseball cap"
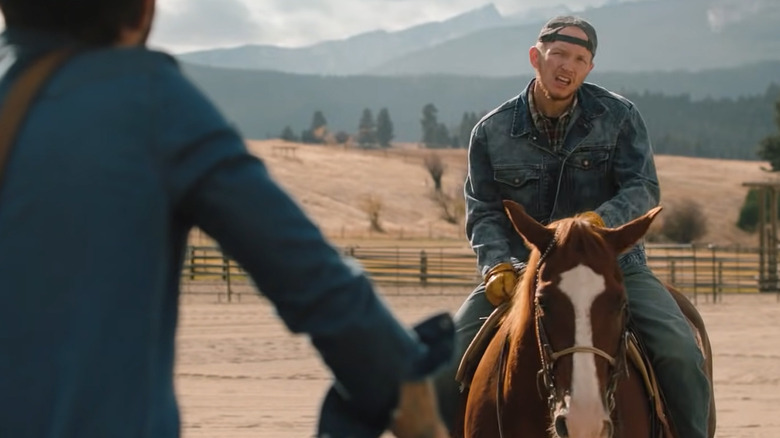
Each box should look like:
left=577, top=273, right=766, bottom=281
left=537, top=15, right=598, bottom=57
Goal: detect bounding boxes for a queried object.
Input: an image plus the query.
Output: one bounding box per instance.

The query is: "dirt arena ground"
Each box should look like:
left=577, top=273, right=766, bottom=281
left=175, top=287, right=780, bottom=438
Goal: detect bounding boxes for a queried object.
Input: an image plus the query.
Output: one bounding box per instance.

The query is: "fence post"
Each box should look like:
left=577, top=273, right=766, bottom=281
left=692, top=244, right=698, bottom=305
left=189, top=246, right=196, bottom=280
left=709, top=244, right=716, bottom=304
left=420, top=250, right=428, bottom=287
left=396, top=247, right=400, bottom=287
left=735, top=244, right=741, bottom=294
left=717, top=261, right=723, bottom=303
left=225, top=256, right=233, bottom=303
left=439, top=248, right=445, bottom=293
left=670, top=259, right=676, bottom=286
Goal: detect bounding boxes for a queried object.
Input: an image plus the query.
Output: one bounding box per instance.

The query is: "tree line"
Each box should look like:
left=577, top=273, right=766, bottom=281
left=278, top=84, right=780, bottom=160
left=280, top=107, right=395, bottom=148
left=279, top=104, right=483, bottom=150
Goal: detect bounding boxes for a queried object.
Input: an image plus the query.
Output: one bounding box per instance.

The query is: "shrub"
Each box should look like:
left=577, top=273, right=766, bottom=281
left=661, top=200, right=707, bottom=243
left=359, top=194, right=384, bottom=233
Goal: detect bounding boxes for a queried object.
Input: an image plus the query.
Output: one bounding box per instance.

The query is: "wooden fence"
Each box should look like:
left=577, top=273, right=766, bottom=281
left=181, top=243, right=780, bottom=303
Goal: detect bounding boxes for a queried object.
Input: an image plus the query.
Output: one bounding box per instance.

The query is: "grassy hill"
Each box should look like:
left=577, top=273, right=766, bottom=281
left=239, top=140, right=774, bottom=248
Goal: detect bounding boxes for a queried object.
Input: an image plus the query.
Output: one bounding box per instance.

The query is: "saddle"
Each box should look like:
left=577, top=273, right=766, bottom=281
left=455, top=304, right=678, bottom=438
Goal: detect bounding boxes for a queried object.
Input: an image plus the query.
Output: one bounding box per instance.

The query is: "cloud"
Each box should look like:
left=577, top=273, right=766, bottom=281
left=149, top=0, right=652, bottom=52
left=706, top=0, right=779, bottom=32
left=250, top=0, right=495, bottom=46
left=150, top=0, right=262, bottom=50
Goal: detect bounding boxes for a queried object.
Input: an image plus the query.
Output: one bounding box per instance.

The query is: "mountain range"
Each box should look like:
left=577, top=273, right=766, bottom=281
left=182, top=61, right=780, bottom=158
left=178, top=4, right=507, bottom=76
left=175, top=0, right=780, bottom=160
left=178, top=0, right=780, bottom=76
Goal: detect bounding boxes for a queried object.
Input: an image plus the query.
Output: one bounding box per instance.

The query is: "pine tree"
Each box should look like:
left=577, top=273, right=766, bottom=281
left=376, top=108, right=394, bottom=148
left=280, top=125, right=297, bottom=142
left=308, top=110, right=328, bottom=143
left=740, top=93, right=780, bottom=231
left=356, top=108, right=376, bottom=147
left=311, top=110, right=327, bottom=131
left=421, top=103, right=439, bottom=148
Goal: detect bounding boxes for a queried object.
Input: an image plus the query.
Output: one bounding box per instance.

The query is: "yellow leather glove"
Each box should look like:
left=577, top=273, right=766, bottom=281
left=484, top=262, right=519, bottom=306
left=576, top=210, right=606, bottom=227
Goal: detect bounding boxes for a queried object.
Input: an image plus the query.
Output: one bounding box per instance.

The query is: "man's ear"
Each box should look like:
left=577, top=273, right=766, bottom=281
left=529, top=45, right=541, bottom=70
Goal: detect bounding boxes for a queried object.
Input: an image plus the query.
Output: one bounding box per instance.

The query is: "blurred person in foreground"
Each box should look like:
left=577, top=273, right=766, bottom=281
left=432, top=15, right=710, bottom=438
left=0, top=1, right=453, bottom=437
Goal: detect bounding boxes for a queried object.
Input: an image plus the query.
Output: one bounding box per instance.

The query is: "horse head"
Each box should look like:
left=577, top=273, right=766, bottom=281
left=503, top=200, right=661, bottom=438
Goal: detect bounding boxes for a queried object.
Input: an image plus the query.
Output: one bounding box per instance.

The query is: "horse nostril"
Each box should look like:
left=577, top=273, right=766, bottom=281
left=554, top=415, right=569, bottom=438
left=603, top=419, right=614, bottom=438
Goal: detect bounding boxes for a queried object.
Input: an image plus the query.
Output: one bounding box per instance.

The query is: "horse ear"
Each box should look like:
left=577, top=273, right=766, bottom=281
left=603, top=206, right=663, bottom=254
left=503, top=200, right=555, bottom=251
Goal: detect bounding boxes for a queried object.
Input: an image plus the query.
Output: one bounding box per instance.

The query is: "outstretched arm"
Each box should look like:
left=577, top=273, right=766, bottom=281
left=154, top=62, right=452, bottom=436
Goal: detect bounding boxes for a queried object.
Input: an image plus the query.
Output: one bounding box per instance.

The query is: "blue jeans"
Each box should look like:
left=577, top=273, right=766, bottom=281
left=623, top=263, right=710, bottom=438
left=432, top=263, right=710, bottom=438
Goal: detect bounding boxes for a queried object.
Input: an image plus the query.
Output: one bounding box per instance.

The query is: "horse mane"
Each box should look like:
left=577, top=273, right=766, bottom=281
left=506, top=236, right=541, bottom=338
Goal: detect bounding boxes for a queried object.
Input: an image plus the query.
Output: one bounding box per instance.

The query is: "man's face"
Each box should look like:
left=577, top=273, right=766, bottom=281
left=530, top=26, right=594, bottom=102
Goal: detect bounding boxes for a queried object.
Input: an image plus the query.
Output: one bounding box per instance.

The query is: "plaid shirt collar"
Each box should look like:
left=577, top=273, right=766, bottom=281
left=528, top=80, right=578, bottom=150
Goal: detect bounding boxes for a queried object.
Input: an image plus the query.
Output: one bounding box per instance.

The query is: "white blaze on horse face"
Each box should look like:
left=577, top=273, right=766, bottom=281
left=558, top=264, right=611, bottom=437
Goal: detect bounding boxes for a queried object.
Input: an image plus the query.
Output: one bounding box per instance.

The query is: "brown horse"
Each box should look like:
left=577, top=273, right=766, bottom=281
left=461, top=201, right=715, bottom=438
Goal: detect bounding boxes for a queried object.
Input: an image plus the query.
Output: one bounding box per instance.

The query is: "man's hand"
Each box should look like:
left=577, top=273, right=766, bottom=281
left=390, top=380, right=450, bottom=438
left=484, top=262, right=519, bottom=306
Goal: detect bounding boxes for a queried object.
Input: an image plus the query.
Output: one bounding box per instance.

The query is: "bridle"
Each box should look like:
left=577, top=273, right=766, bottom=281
left=496, top=232, right=630, bottom=438
left=534, top=297, right=629, bottom=417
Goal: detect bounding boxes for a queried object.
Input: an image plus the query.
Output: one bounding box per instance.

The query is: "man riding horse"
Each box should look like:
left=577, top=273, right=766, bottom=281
left=433, top=15, right=711, bottom=438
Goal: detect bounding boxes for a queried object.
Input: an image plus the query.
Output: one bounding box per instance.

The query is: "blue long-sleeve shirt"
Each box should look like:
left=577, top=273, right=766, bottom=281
left=0, top=29, right=439, bottom=437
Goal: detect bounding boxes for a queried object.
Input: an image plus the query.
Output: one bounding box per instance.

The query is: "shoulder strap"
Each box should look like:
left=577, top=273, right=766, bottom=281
left=0, top=48, right=77, bottom=189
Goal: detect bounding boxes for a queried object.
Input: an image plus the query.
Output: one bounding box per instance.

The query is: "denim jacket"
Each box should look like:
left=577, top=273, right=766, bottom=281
left=465, top=80, right=660, bottom=276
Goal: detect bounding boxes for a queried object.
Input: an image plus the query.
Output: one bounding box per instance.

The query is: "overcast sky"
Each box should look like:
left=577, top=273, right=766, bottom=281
left=0, top=0, right=763, bottom=54
left=149, top=0, right=642, bottom=53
